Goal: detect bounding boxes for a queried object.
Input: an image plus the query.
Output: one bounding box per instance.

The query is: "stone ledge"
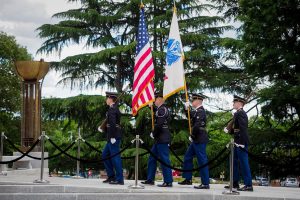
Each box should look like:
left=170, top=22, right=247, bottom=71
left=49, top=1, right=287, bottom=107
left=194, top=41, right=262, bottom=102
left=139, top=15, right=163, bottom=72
left=0, top=193, right=298, bottom=200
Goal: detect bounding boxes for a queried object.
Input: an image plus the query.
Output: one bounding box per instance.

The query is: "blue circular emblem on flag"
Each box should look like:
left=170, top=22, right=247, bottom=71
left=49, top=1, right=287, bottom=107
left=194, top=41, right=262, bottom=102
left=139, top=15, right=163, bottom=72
left=166, top=39, right=182, bottom=66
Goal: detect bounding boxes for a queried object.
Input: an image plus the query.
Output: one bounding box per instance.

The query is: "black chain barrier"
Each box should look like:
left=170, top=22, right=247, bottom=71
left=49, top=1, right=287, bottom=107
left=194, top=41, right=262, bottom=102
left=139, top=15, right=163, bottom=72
left=2, top=138, right=149, bottom=162
left=237, top=146, right=300, bottom=169
left=76, top=139, right=149, bottom=160
left=83, top=140, right=102, bottom=154
left=4, top=132, right=297, bottom=171
left=5, top=138, right=76, bottom=160
left=209, top=151, right=230, bottom=171
left=169, top=145, right=184, bottom=163
left=0, top=139, right=40, bottom=164
left=48, top=138, right=133, bottom=163
left=141, top=143, right=229, bottom=172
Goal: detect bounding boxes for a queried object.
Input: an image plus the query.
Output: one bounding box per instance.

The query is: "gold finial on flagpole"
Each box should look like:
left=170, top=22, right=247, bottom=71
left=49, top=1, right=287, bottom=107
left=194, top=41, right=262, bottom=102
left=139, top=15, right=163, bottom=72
left=140, top=0, right=144, bottom=9
left=173, top=0, right=177, bottom=13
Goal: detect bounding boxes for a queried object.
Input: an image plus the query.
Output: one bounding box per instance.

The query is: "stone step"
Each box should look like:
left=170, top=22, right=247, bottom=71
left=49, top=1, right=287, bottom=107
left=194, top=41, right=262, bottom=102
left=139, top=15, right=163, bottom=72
left=0, top=184, right=300, bottom=200
left=2, top=168, right=49, bottom=176
left=0, top=193, right=208, bottom=200
left=0, top=177, right=299, bottom=200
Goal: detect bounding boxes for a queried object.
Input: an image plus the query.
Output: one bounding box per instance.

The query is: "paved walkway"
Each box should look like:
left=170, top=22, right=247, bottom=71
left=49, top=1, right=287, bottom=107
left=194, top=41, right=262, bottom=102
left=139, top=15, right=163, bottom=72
left=0, top=172, right=300, bottom=200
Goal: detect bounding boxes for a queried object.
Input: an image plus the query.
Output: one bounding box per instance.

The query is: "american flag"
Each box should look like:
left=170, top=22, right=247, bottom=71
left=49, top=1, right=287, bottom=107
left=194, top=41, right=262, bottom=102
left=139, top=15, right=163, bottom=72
left=132, top=6, right=155, bottom=116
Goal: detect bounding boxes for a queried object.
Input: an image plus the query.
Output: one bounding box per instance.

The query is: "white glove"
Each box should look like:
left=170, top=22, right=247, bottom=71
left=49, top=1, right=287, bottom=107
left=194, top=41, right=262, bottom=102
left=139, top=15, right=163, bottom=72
left=97, top=126, right=103, bottom=133
left=150, top=132, right=154, bottom=139
left=110, top=138, right=116, bottom=144
left=231, top=110, right=235, bottom=116
left=189, top=136, right=193, bottom=142
left=223, top=127, right=229, bottom=133
left=184, top=102, right=190, bottom=110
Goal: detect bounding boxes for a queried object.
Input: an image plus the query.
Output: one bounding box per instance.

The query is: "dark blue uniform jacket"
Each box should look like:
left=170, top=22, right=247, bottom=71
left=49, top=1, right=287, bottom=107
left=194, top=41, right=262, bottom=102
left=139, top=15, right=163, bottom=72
left=106, top=103, right=122, bottom=140
left=190, top=106, right=208, bottom=144
left=230, top=108, right=249, bottom=145
left=153, top=104, right=171, bottom=143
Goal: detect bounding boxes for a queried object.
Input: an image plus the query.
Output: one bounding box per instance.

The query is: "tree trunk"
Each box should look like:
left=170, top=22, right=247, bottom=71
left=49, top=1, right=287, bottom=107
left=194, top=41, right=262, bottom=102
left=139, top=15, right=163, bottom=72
left=115, top=54, right=122, bottom=92
left=153, top=0, right=158, bottom=69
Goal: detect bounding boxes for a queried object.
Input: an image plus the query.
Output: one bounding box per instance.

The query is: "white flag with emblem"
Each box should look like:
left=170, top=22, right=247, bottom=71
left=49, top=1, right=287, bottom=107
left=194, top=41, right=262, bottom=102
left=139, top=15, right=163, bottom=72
left=163, top=8, right=185, bottom=99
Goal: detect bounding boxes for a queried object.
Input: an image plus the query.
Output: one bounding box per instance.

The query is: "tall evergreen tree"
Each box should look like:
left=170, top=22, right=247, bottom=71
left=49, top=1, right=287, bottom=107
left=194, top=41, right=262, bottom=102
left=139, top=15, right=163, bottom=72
left=211, top=0, right=300, bottom=121
left=37, top=0, right=233, bottom=95
left=238, top=0, right=300, bottom=122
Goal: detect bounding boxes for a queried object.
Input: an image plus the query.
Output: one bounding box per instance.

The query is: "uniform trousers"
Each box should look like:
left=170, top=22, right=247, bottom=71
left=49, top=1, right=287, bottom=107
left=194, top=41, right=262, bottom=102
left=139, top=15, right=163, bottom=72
left=182, top=142, right=209, bottom=185
left=102, top=139, right=124, bottom=182
left=233, top=144, right=252, bottom=186
left=147, top=143, right=173, bottom=183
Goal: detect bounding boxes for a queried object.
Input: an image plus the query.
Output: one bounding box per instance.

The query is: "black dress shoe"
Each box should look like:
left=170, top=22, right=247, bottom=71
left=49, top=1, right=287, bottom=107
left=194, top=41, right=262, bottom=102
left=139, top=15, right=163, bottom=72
left=237, top=185, right=253, bottom=191
left=194, top=184, right=210, bottom=189
left=141, top=180, right=155, bottom=185
left=157, top=182, right=173, bottom=187
left=109, top=180, right=124, bottom=185
left=178, top=179, right=192, bottom=185
left=103, top=177, right=115, bottom=183
left=224, top=185, right=240, bottom=189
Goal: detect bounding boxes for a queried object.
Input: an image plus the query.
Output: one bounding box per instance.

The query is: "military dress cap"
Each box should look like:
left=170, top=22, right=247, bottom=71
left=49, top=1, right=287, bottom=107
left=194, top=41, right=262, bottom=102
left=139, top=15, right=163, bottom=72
left=154, top=90, right=163, bottom=98
left=106, top=91, right=118, bottom=99
left=233, top=95, right=246, bottom=104
left=192, top=93, right=207, bottom=100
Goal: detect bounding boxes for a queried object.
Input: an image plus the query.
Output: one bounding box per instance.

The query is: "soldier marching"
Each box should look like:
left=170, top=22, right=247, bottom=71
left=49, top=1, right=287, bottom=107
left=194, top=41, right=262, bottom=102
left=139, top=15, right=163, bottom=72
left=99, top=92, right=253, bottom=191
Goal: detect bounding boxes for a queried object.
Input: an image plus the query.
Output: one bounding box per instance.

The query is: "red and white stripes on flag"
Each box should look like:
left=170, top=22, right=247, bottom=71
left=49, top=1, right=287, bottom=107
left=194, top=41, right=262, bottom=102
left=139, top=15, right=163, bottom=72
left=132, top=6, right=155, bottom=116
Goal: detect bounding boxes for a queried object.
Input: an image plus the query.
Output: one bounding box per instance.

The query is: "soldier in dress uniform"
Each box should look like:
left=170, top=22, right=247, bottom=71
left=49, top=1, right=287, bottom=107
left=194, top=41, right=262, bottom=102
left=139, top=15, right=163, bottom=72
left=141, top=91, right=173, bottom=187
left=224, top=95, right=253, bottom=191
left=101, top=92, right=124, bottom=185
left=178, top=93, right=210, bottom=189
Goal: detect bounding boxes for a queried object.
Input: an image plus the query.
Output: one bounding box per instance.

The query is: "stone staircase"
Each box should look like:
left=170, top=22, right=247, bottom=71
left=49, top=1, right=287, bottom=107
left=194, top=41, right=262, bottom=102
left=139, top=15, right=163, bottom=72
left=0, top=177, right=299, bottom=200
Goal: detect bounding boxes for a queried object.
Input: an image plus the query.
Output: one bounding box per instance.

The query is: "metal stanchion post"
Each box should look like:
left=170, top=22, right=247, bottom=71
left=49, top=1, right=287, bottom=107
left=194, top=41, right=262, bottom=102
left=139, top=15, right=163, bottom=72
left=73, top=128, right=83, bottom=179
left=128, top=135, right=144, bottom=189
left=223, top=138, right=239, bottom=195
left=34, top=131, right=49, bottom=183
left=0, top=132, right=7, bottom=176
left=77, top=129, right=80, bottom=177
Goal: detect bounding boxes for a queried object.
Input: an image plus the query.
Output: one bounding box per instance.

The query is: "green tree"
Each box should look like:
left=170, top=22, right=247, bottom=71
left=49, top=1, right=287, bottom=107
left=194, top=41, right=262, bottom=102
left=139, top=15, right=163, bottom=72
left=0, top=32, right=31, bottom=153
left=238, top=0, right=300, bottom=121
left=206, top=0, right=300, bottom=177
left=37, top=0, right=233, bottom=93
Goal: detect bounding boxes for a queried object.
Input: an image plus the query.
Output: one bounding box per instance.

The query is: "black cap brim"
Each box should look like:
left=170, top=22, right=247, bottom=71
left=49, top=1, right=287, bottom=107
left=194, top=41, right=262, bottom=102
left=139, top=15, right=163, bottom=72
left=106, top=92, right=118, bottom=99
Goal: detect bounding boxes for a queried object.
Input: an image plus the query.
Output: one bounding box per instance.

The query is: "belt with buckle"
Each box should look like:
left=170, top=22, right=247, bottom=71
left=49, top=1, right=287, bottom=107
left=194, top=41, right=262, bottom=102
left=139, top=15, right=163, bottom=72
left=234, top=129, right=240, bottom=133
left=107, top=124, right=121, bottom=128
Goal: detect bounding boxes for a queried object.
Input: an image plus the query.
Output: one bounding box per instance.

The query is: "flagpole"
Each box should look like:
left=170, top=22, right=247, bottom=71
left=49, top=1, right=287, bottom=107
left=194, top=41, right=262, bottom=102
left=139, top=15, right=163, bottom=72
left=184, top=79, right=192, bottom=135
left=150, top=104, right=155, bottom=131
